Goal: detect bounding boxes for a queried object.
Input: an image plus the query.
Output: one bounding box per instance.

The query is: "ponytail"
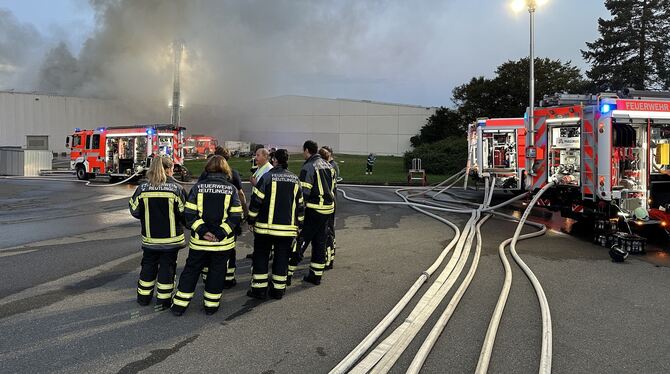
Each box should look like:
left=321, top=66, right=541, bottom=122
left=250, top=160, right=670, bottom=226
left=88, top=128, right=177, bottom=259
left=147, top=156, right=173, bottom=187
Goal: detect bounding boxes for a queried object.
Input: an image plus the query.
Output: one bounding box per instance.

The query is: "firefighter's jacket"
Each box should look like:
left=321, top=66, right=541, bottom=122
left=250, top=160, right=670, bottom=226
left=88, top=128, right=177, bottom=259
left=299, top=154, right=335, bottom=215
left=129, top=176, right=187, bottom=251
left=184, top=173, right=243, bottom=251
left=248, top=166, right=305, bottom=237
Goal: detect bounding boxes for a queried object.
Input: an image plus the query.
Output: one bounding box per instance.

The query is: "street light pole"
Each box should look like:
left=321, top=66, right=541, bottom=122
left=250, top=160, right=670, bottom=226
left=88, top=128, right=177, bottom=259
left=511, top=0, right=546, bottom=174
left=528, top=1, right=536, bottom=149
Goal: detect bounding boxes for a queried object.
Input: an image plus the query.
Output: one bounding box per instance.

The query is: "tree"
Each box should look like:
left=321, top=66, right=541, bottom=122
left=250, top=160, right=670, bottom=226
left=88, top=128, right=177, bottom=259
left=411, top=57, right=590, bottom=148
left=582, top=0, right=670, bottom=90
left=488, top=57, right=591, bottom=117
left=410, top=107, right=464, bottom=147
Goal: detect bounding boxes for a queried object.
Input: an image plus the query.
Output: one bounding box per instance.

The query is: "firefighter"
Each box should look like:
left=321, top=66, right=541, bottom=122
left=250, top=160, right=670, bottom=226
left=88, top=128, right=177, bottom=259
left=198, top=146, right=248, bottom=289
left=171, top=156, right=243, bottom=316
left=366, top=153, right=376, bottom=175
left=247, top=149, right=304, bottom=299
left=129, top=156, right=187, bottom=308
left=321, top=146, right=339, bottom=270
left=291, top=140, right=334, bottom=285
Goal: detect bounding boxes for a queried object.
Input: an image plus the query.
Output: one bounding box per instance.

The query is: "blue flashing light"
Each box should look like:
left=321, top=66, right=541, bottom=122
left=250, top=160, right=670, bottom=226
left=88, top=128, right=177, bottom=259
left=74, top=128, right=81, bottom=132
left=146, top=128, right=155, bottom=135
left=600, top=103, right=615, bottom=114
left=95, top=127, right=106, bottom=132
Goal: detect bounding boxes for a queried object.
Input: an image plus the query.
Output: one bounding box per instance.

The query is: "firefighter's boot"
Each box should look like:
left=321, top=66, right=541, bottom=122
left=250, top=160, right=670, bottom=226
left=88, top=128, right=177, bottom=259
left=223, top=266, right=237, bottom=289
left=136, top=279, right=155, bottom=306
left=203, top=291, right=222, bottom=315
left=247, top=288, right=267, bottom=300
left=269, top=287, right=284, bottom=300
left=170, top=290, right=194, bottom=316
left=303, top=273, right=321, bottom=285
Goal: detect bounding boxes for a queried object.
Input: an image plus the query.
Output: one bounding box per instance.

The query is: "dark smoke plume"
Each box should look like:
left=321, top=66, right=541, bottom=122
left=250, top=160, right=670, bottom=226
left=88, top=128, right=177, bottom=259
left=31, top=0, right=445, bottom=138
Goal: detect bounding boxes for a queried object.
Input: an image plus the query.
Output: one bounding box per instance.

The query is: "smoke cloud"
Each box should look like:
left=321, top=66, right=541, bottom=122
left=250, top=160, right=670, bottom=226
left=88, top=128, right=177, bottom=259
left=10, top=0, right=450, bottom=138
left=0, top=9, right=45, bottom=90
left=31, top=0, right=447, bottom=138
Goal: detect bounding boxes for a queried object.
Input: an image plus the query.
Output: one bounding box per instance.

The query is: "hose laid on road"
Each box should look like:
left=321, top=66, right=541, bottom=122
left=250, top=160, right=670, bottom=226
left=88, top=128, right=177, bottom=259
left=404, top=169, right=466, bottom=199
left=474, top=220, right=548, bottom=374
left=406, top=214, right=491, bottom=374
left=329, top=184, right=466, bottom=374
left=333, top=176, right=553, bottom=373
left=0, top=172, right=141, bottom=187
left=505, top=182, right=554, bottom=374
left=83, top=172, right=141, bottom=187
left=423, top=182, right=553, bottom=374
left=347, top=179, right=493, bottom=373
left=358, top=179, right=495, bottom=373
left=339, top=186, right=528, bottom=216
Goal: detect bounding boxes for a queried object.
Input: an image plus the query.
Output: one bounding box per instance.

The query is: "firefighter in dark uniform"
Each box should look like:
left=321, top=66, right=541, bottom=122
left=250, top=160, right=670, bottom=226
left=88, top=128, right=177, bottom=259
left=291, top=140, right=334, bottom=285
left=171, top=156, right=243, bottom=316
left=247, top=149, right=304, bottom=299
left=320, top=146, right=338, bottom=270
left=198, top=146, right=248, bottom=289
left=129, top=156, right=187, bottom=308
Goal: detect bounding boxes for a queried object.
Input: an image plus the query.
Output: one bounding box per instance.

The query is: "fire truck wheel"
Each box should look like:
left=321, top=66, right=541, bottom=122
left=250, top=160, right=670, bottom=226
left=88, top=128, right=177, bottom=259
left=76, top=166, right=89, bottom=180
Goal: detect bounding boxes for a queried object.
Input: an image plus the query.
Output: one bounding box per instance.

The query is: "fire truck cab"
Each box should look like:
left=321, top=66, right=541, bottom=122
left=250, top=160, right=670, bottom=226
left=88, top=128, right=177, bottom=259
left=184, top=135, right=218, bottom=158
left=527, top=91, right=670, bottom=220
left=67, top=124, right=188, bottom=181
left=467, top=117, right=527, bottom=190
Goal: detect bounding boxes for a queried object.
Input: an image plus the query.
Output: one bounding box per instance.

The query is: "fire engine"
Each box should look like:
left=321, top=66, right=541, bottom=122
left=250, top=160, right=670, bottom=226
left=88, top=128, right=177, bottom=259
left=526, top=90, right=670, bottom=222
left=183, top=135, right=218, bottom=158
left=466, top=117, right=527, bottom=190
left=67, top=124, right=190, bottom=181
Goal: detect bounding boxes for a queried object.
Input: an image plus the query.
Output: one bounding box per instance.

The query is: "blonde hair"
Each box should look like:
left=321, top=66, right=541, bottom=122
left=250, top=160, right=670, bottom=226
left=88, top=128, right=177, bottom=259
left=205, top=155, right=232, bottom=179
left=147, top=156, right=173, bottom=186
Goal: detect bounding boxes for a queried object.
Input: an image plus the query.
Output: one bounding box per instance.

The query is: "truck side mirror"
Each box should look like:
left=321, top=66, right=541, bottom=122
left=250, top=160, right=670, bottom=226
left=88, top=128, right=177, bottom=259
left=65, top=136, right=70, bottom=148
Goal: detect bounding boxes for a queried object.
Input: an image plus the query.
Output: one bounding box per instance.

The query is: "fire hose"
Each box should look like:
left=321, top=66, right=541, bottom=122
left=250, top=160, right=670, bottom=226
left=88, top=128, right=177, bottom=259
left=332, top=176, right=553, bottom=374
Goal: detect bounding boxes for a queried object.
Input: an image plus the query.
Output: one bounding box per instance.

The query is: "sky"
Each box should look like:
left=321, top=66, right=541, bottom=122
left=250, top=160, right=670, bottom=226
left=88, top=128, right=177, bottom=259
left=0, top=0, right=610, bottom=108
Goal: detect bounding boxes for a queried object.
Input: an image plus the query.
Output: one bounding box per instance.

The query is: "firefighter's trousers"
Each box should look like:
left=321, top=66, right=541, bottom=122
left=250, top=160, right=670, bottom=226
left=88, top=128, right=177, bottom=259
left=288, top=234, right=301, bottom=282
left=173, top=249, right=231, bottom=315
left=137, top=249, right=178, bottom=307
left=297, top=208, right=329, bottom=280
left=250, top=234, right=292, bottom=297
left=201, top=248, right=237, bottom=284
left=326, top=199, right=336, bottom=268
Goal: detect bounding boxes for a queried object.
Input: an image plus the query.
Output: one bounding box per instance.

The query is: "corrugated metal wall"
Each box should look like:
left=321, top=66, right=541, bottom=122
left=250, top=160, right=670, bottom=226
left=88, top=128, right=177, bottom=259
left=0, top=148, right=52, bottom=176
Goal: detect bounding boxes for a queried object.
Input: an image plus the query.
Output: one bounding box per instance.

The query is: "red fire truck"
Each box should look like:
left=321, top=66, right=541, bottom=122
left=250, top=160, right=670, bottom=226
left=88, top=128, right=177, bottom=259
left=526, top=91, right=670, bottom=221
left=466, top=117, right=527, bottom=191
left=183, top=135, right=218, bottom=158
left=67, top=124, right=189, bottom=181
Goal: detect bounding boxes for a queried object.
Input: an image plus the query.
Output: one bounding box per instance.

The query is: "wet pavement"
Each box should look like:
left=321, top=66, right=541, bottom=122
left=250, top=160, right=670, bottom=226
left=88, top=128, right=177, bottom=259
left=0, top=176, right=669, bottom=373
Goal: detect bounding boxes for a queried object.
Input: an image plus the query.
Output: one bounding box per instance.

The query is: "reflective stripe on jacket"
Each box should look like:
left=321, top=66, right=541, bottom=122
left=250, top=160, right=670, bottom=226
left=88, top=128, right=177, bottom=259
left=248, top=166, right=304, bottom=237
left=129, top=176, right=187, bottom=251
left=184, top=173, right=242, bottom=251
left=299, top=154, right=335, bottom=215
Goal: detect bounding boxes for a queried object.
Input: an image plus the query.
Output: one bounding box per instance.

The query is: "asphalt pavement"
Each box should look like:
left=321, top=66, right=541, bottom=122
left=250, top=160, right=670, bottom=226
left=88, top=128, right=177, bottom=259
left=0, top=177, right=669, bottom=373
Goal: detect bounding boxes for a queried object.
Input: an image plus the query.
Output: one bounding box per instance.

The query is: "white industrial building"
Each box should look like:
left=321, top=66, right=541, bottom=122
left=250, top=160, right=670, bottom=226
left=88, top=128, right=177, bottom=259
left=0, top=91, right=435, bottom=156
left=0, top=91, right=155, bottom=154
left=243, top=95, right=436, bottom=156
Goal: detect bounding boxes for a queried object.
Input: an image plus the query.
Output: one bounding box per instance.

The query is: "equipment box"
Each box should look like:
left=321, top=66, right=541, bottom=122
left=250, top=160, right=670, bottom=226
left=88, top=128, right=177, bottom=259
left=610, top=232, right=647, bottom=254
